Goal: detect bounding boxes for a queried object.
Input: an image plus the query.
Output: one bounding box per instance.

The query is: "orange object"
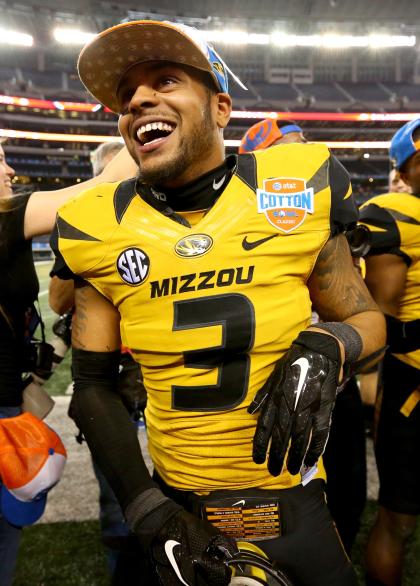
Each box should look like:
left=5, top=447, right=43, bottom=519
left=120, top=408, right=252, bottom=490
left=0, top=412, right=66, bottom=526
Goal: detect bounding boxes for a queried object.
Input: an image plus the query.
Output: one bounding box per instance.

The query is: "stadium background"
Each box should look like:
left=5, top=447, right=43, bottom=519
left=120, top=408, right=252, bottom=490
left=2, top=0, right=420, bottom=584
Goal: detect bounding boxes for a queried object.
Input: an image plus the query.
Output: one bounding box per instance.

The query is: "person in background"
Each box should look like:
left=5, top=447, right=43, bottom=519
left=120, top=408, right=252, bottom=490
left=360, top=119, right=420, bottom=586
left=359, top=167, right=413, bottom=436
left=0, top=138, right=136, bottom=586
left=389, top=167, right=412, bottom=194
left=90, top=140, right=124, bottom=177
left=238, top=118, right=306, bottom=154
left=240, top=118, right=368, bottom=555
left=49, top=140, right=144, bottom=586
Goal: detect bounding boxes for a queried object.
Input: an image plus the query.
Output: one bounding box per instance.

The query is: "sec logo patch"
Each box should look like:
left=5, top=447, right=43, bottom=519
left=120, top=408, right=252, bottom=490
left=117, top=248, right=150, bottom=286
left=256, top=177, right=314, bottom=233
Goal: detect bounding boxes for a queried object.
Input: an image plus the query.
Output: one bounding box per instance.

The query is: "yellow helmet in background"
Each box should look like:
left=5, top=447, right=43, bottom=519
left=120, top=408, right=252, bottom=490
left=228, top=541, right=294, bottom=586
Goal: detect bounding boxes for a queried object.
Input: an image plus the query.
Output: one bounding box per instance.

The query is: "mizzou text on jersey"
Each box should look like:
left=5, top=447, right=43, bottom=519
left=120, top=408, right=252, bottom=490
left=51, top=143, right=357, bottom=493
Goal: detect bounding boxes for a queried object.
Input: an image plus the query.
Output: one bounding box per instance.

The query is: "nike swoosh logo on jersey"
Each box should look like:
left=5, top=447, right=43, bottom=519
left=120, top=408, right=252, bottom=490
left=213, top=175, right=226, bottom=190
left=232, top=499, right=245, bottom=507
left=242, top=234, right=277, bottom=250
left=164, top=540, right=189, bottom=586
left=292, top=357, right=310, bottom=409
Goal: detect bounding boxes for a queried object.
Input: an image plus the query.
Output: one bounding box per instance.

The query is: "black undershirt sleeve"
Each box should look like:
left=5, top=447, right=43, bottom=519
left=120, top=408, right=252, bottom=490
left=71, top=348, right=157, bottom=511
left=359, top=203, right=411, bottom=264
left=49, top=221, right=76, bottom=279
left=329, top=155, right=359, bottom=236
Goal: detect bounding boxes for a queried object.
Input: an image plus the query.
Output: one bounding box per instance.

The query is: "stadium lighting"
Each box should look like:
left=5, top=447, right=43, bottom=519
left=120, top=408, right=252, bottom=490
left=202, top=30, right=269, bottom=45
left=248, top=33, right=270, bottom=45
left=0, top=28, right=33, bottom=47
left=0, top=94, right=107, bottom=112
left=0, top=129, right=123, bottom=143
left=270, top=33, right=416, bottom=49
left=271, top=34, right=320, bottom=47
left=1, top=94, right=419, bottom=122
left=322, top=35, right=368, bottom=48
left=225, top=139, right=391, bottom=149
left=222, top=30, right=249, bottom=45
left=54, top=28, right=96, bottom=45
left=369, top=34, right=416, bottom=48
left=0, top=129, right=390, bottom=150
left=228, top=110, right=420, bottom=122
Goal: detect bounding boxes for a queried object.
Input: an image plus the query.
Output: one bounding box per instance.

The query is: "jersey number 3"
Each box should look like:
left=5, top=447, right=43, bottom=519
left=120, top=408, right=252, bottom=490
left=172, top=293, right=255, bottom=411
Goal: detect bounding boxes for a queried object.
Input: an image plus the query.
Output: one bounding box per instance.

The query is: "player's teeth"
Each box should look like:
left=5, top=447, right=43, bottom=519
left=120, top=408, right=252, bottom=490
left=136, top=122, right=175, bottom=143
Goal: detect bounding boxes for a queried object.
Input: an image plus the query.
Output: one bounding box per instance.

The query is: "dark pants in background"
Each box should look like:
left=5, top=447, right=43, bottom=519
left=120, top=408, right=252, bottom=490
left=323, top=376, right=367, bottom=554
left=0, top=406, right=23, bottom=586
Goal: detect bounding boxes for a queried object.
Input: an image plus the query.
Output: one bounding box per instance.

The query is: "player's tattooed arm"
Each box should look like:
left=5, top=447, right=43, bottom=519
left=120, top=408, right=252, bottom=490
left=72, top=279, right=121, bottom=351
left=308, top=234, right=386, bottom=366
left=309, top=234, right=377, bottom=320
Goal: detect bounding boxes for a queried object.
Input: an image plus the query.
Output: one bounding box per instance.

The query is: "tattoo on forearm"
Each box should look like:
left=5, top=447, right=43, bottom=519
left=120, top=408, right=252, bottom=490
left=72, top=284, right=89, bottom=349
left=312, top=234, right=339, bottom=290
left=310, top=235, right=378, bottom=321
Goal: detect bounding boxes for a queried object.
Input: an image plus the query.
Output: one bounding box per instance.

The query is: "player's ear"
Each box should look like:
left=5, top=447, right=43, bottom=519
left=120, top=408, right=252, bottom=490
left=399, top=170, right=411, bottom=188
left=214, top=92, right=232, bottom=130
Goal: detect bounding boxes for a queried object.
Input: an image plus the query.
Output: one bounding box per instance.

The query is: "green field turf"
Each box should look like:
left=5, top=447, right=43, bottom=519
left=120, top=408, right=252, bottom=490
left=15, top=521, right=109, bottom=586
left=36, top=260, right=72, bottom=396
left=13, top=501, right=420, bottom=585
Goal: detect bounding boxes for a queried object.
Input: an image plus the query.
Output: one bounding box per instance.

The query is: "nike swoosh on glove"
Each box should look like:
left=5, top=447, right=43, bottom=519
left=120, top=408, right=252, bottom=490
left=137, top=500, right=237, bottom=586
left=248, top=330, right=341, bottom=477
left=133, top=496, right=238, bottom=586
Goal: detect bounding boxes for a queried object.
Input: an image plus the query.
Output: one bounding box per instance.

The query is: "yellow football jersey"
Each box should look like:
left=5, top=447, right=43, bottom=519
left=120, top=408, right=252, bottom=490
left=360, top=192, right=420, bottom=369
left=52, top=144, right=357, bottom=492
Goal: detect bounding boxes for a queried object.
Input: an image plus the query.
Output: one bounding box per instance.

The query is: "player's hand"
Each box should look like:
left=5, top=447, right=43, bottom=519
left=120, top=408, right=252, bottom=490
left=248, top=330, right=341, bottom=477
left=136, top=500, right=237, bottom=585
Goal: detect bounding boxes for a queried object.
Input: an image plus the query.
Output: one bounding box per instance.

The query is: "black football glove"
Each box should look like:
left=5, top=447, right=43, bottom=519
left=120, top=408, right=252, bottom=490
left=135, top=499, right=237, bottom=586
left=248, top=330, right=341, bottom=477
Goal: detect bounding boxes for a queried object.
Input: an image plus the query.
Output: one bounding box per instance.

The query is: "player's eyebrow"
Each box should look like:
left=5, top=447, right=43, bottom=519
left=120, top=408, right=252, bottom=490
left=117, top=62, right=180, bottom=94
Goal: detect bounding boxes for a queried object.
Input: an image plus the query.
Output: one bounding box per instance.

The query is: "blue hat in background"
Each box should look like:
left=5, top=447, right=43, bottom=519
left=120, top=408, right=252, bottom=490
left=239, top=119, right=303, bottom=153
left=390, top=119, right=420, bottom=170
